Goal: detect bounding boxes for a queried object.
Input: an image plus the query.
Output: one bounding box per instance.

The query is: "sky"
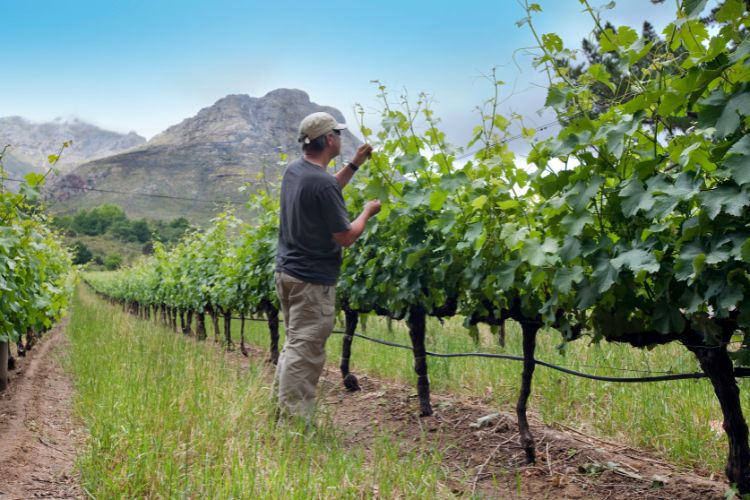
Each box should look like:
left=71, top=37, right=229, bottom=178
left=2, top=0, right=682, bottom=148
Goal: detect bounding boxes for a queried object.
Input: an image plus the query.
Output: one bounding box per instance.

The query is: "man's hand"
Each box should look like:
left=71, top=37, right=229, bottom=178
left=332, top=199, right=382, bottom=247
left=365, top=199, right=381, bottom=217
left=351, top=144, right=373, bottom=167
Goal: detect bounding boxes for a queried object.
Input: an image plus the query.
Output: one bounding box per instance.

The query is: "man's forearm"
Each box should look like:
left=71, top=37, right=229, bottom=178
left=333, top=209, right=373, bottom=247
left=335, top=164, right=355, bottom=188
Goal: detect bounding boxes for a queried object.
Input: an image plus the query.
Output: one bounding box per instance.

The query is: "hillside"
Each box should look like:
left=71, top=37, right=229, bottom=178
left=46, top=89, right=362, bottom=222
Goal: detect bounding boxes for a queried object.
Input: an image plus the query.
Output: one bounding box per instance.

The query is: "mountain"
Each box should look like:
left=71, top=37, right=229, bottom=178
left=0, top=116, right=146, bottom=175
left=46, top=89, right=362, bottom=222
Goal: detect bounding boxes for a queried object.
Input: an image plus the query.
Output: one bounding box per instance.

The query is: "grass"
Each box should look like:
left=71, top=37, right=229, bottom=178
left=193, top=305, right=744, bottom=475
left=65, top=286, right=449, bottom=498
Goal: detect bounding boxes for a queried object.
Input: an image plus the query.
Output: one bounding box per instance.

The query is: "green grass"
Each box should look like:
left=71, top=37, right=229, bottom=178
left=197, top=307, right=743, bottom=475
left=65, top=286, right=449, bottom=498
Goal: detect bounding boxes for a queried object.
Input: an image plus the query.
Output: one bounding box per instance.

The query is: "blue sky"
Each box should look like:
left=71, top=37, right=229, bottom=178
left=2, top=0, right=680, bottom=146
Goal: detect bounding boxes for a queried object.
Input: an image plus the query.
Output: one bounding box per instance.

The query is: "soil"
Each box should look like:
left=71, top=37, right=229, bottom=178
left=0, top=312, right=734, bottom=499
left=239, top=339, right=731, bottom=499
left=0, top=322, right=82, bottom=500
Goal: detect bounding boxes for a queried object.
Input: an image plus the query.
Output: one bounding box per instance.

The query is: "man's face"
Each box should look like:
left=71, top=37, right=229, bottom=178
left=329, top=129, right=342, bottom=157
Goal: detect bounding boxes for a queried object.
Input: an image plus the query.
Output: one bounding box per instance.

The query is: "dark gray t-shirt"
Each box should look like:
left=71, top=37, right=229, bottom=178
left=276, top=158, right=352, bottom=285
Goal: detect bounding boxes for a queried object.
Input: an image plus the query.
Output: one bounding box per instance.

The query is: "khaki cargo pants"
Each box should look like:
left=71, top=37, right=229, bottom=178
left=274, top=271, right=336, bottom=419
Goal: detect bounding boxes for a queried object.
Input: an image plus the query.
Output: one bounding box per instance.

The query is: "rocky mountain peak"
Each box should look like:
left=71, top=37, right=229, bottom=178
left=0, top=116, right=146, bottom=174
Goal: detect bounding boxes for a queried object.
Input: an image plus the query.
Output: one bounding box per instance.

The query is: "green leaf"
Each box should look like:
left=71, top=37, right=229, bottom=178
left=599, top=28, right=617, bottom=52
left=718, top=285, right=744, bottom=310
left=653, top=305, right=685, bottom=334
left=610, top=248, right=660, bottom=274
left=699, top=185, right=750, bottom=219
left=405, top=248, right=426, bottom=269
left=592, top=258, right=618, bottom=293
left=576, top=281, right=598, bottom=309
left=740, top=239, right=750, bottom=263
left=521, top=239, right=546, bottom=266
left=496, top=260, right=520, bottom=290
left=497, top=199, right=519, bottom=210
left=545, top=84, right=569, bottom=107
left=729, top=37, right=750, bottom=64
left=588, top=64, right=615, bottom=92
left=464, top=222, right=483, bottom=244
left=542, top=33, right=563, bottom=53
left=429, top=190, right=449, bottom=211
left=568, top=176, right=604, bottom=211
left=440, top=171, right=469, bottom=191
left=560, top=236, right=582, bottom=262
left=683, top=0, right=709, bottom=17
left=396, top=154, right=427, bottom=173
left=23, top=172, right=45, bottom=187
left=620, top=177, right=655, bottom=216
left=561, top=211, right=593, bottom=237
left=553, top=266, right=584, bottom=294
left=716, top=92, right=750, bottom=139
left=728, top=134, right=750, bottom=156
left=403, top=188, right=429, bottom=208
left=471, top=195, right=488, bottom=210
left=716, top=0, right=744, bottom=22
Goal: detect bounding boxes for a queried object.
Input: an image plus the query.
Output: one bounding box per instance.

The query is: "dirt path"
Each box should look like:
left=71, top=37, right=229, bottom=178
left=0, top=322, right=82, bottom=500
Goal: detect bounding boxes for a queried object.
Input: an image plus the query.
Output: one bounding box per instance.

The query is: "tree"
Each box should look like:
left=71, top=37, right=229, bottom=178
left=104, top=254, right=123, bottom=270
left=72, top=241, right=93, bottom=265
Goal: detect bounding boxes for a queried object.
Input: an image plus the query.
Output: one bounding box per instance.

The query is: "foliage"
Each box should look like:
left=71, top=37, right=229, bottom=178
left=103, top=254, right=123, bottom=271
left=72, top=241, right=93, bottom=265
left=54, top=205, right=191, bottom=243
left=0, top=151, right=76, bottom=342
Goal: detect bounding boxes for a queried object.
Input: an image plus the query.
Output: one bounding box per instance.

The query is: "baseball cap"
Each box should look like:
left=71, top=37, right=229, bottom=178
left=298, top=112, right=346, bottom=144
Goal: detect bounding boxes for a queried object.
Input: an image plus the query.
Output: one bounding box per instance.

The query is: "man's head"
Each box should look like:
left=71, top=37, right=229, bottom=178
left=298, top=112, right=346, bottom=154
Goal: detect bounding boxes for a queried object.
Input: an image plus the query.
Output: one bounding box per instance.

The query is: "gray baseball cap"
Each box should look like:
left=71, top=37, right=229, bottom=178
left=298, top=112, right=346, bottom=144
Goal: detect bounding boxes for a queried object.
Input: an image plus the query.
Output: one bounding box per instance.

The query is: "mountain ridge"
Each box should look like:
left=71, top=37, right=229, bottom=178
left=46, top=89, right=362, bottom=222
left=0, top=116, right=146, bottom=176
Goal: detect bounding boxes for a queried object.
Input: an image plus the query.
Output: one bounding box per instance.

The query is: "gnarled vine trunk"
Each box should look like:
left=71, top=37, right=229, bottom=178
left=340, top=308, right=360, bottom=391
left=239, top=313, right=248, bottom=356
left=687, top=337, right=750, bottom=494
left=196, top=312, right=206, bottom=340
left=208, top=307, right=220, bottom=343
left=223, top=310, right=233, bottom=350
left=172, top=308, right=179, bottom=333
left=517, top=320, right=540, bottom=464
left=407, top=306, right=431, bottom=417
left=265, top=303, right=280, bottom=365
left=0, top=341, right=8, bottom=391
left=184, top=310, right=193, bottom=335
left=25, top=328, right=36, bottom=352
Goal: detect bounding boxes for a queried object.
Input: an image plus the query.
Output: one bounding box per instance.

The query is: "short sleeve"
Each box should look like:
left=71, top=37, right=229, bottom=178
left=318, top=184, right=351, bottom=234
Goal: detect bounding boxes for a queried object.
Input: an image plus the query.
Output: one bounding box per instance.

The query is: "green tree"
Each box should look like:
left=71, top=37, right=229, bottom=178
left=72, top=241, right=93, bottom=265
left=104, top=254, right=123, bottom=270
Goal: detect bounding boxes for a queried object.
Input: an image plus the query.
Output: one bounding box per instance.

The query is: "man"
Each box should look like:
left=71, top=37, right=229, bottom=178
left=274, top=111, right=381, bottom=421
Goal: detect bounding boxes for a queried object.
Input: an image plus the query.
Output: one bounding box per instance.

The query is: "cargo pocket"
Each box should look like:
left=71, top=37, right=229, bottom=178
left=321, top=286, right=336, bottom=317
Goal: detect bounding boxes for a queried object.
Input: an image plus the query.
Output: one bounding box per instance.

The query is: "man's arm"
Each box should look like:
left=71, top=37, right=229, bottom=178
left=335, top=144, right=373, bottom=188
left=332, top=200, right=381, bottom=247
